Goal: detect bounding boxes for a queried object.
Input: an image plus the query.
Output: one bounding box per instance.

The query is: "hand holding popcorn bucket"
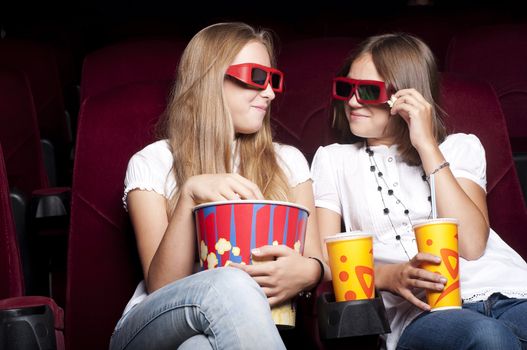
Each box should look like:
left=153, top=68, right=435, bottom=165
left=193, top=200, right=309, bottom=329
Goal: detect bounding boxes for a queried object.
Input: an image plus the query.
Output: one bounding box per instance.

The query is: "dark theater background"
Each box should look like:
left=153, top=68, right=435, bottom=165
left=1, top=1, right=526, bottom=349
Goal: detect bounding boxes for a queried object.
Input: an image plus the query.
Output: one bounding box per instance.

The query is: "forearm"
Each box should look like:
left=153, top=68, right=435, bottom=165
left=146, top=194, right=196, bottom=293
left=294, top=181, right=332, bottom=287
left=303, top=222, right=331, bottom=286
left=418, top=144, right=489, bottom=259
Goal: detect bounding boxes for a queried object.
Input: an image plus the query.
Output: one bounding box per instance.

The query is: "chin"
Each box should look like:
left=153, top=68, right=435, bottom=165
left=349, top=124, right=370, bottom=139
left=235, top=125, right=263, bottom=135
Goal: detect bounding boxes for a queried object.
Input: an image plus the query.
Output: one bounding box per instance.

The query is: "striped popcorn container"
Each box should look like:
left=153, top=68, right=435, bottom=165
left=193, top=200, right=310, bottom=328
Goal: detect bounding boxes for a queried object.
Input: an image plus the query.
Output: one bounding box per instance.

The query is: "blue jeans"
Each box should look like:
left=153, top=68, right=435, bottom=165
left=397, top=293, right=527, bottom=349
left=109, top=268, right=286, bottom=350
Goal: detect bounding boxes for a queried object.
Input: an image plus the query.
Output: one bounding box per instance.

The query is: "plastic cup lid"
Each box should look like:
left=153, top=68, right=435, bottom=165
left=324, top=231, right=372, bottom=243
left=412, top=218, right=459, bottom=229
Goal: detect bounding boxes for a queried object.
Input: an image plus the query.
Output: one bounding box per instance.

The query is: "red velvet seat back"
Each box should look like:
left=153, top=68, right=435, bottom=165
left=440, top=73, right=527, bottom=259
left=0, top=144, right=65, bottom=349
left=0, top=39, right=70, bottom=150
left=66, top=80, right=172, bottom=350
left=0, top=145, right=24, bottom=299
left=80, top=38, right=185, bottom=103
left=445, top=24, right=527, bottom=152
left=272, top=37, right=360, bottom=162
left=0, top=69, right=48, bottom=196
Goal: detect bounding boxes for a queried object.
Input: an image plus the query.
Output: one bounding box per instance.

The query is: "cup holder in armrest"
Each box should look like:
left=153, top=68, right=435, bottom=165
left=317, top=291, right=391, bottom=340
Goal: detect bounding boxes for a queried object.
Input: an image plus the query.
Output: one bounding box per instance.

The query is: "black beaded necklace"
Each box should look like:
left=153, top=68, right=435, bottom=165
left=365, top=143, right=432, bottom=260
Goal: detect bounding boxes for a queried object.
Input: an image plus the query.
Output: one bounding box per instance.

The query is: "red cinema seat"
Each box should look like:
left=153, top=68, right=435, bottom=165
left=65, top=80, right=171, bottom=350
left=0, top=68, right=70, bottom=303
left=272, top=37, right=360, bottom=162
left=445, top=24, right=527, bottom=153
left=0, top=39, right=72, bottom=185
left=0, top=144, right=65, bottom=350
left=0, top=69, right=49, bottom=194
left=80, top=38, right=185, bottom=103
left=440, top=73, right=527, bottom=260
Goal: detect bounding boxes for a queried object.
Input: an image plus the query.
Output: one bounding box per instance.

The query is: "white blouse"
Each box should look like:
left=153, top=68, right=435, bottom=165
left=123, top=140, right=311, bottom=209
left=311, top=133, right=527, bottom=350
left=120, top=139, right=311, bottom=316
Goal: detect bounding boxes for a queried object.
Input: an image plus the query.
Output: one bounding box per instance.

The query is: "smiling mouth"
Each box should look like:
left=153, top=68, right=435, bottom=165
left=252, top=106, right=268, bottom=112
left=350, top=113, right=369, bottom=120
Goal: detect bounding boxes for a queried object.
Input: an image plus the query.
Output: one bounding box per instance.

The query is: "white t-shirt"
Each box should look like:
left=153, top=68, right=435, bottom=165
left=121, top=139, right=311, bottom=315
left=311, top=133, right=527, bottom=350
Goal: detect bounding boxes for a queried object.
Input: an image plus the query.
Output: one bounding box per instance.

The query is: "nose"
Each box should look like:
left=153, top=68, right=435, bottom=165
left=347, top=91, right=362, bottom=108
left=260, top=81, right=276, bottom=100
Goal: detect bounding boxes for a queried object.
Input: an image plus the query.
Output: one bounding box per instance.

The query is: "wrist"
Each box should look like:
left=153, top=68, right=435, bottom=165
left=175, top=180, right=197, bottom=212
left=300, top=257, right=324, bottom=297
left=414, top=140, right=438, bottom=156
left=181, top=175, right=204, bottom=204
left=374, top=264, right=390, bottom=291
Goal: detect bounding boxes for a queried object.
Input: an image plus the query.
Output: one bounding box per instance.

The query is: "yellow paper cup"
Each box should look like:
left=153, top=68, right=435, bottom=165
left=325, top=232, right=375, bottom=302
left=413, top=218, right=461, bottom=311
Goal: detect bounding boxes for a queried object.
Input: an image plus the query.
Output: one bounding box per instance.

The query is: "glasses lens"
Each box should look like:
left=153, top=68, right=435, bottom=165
left=251, top=68, right=268, bottom=86
left=271, top=73, right=281, bottom=89
left=357, top=84, right=381, bottom=101
left=335, top=80, right=354, bottom=98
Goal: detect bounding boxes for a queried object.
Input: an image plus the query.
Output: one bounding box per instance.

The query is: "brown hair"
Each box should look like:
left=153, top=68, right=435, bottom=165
left=333, top=33, right=447, bottom=166
left=156, top=22, right=290, bottom=213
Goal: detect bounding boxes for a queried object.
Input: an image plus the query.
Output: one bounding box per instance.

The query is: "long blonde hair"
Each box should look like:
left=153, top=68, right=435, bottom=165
left=333, top=33, right=447, bottom=166
left=157, top=22, right=290, bottom=212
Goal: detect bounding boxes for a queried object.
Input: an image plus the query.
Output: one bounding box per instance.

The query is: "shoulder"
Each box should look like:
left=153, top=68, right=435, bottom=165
left=123, top=140, right=174, bottom=209
left=273, top=143, right=307, bottom=162
left=124, top=139, right=174, bottom=190
left=319, top=142, right=362, bottom=154
left=272, top=143, right=311, bottom=187
left=312, top=142, right=362, bottom=164
left=440, top=133, right=484, bottom=155
left=132, top=139, right=172, bottom=164
left=127, top=139, right=173, bottom=173
left=440, top=133, right=487, bottom=189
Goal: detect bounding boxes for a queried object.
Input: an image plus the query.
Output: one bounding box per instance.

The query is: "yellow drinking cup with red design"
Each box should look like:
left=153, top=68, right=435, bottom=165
left=413, top=218, right=461, bottom=311
left=325, top=232, right=375, bottom=302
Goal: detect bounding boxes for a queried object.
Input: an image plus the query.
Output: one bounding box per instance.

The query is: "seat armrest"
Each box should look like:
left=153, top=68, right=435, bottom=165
left=0, top=296, right=64, bottom=350
left=297, top=281, right=389, bottom=350
left=317, top=291, right=391, bottom=339
left=30, top=187, right=71, bottom=236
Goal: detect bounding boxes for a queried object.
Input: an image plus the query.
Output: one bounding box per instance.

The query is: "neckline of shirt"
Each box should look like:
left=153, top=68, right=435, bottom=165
left=366, top=143, right=399, bottom=156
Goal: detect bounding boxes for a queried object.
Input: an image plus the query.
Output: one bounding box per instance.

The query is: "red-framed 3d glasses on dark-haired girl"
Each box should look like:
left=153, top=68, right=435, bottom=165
left=226, top=63, right=284, bottom=92
left=333, top=77, right=390, bottom=104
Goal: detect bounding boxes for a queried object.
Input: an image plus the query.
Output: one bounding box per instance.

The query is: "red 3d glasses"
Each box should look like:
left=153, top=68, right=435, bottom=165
left=333, top=77, right=390, bottom=104
left=226, top=63, right=284, bottom=92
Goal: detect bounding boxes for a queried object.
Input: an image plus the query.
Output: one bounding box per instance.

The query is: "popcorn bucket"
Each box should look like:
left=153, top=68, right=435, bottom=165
left=193, top=200, right=310, bottom=329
